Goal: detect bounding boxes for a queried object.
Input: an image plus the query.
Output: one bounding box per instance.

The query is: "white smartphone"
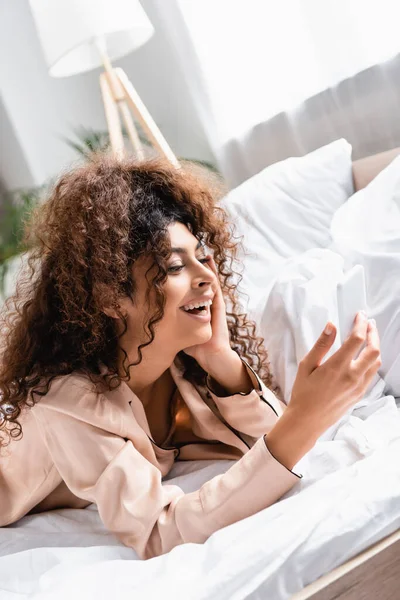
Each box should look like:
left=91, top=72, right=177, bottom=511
left=337, top=265, right=368, bottom=346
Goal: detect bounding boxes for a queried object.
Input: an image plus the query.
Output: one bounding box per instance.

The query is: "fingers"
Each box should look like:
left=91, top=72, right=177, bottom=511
left=362, top=358, right=381, bottom=390
left=300, top=322, right=337, bottom=375
left=206, top=255, right=224, bottom=298
left=204, top=255, right=225, bottom=318
left=335, top=311, right=369, bottom=363
left=351, top=352, right=381, bottom=403
left=206, top=254, right=219, bottom=277
left=204, top=255, right=219, bottom=286
left=339, top=320, right=381, bottom=403
left=353, top=319, right=381, bottom=376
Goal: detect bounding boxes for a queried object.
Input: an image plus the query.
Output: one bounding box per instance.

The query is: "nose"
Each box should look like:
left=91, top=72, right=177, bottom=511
left=191, top=261, right=214, bottom=290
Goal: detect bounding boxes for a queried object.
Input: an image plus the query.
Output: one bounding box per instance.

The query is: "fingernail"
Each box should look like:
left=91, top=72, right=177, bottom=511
left=370, top=318, right=376, bottom=326
left=324, top=323, right=333, bottom=335
left=359, top=310, right=367, bottom=320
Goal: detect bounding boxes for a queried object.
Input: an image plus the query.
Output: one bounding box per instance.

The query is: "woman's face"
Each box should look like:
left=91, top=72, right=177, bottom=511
left=118, top=222, right=216, bottom=357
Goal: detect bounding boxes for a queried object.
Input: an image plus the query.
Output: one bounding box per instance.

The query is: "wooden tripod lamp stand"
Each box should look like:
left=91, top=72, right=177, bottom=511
left=29, top=0, right=179, bottom=166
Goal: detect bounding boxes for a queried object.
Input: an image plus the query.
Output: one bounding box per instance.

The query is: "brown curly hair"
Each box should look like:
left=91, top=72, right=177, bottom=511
left=0, top=154, right=277, bottom=446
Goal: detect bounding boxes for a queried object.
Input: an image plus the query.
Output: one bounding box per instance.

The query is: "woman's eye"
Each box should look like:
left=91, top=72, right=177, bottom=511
left=168, top=264, right=184, bottom=273
left=167, top=257, right=209, bottom=273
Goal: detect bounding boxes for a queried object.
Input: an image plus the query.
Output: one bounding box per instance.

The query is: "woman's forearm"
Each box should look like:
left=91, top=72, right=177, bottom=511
left=265, top=407, right=320, bottom=470
left=206, top=351, right=319, bottom=470
left=205, top=350, right=253, bottom=395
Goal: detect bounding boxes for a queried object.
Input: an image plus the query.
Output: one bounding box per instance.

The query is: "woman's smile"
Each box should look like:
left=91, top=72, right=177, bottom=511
left=179, top=295, right=213, bottom=323
left=179, top=303, right=212, bottom=322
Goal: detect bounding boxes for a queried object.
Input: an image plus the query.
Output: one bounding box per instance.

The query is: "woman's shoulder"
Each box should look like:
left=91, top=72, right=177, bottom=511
left=43, top=370, right=100, bottom=399
left=34, top=369, right=115, bottom=413
left=33, top=370, right=129, bottom=436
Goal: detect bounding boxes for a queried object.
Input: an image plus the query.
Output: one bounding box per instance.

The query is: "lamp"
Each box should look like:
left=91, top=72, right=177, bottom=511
left=29, top=0, right=179, bottom=165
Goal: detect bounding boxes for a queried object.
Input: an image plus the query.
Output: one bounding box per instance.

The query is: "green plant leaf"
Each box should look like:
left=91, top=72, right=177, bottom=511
left=0, top=185, right=44, bottom=295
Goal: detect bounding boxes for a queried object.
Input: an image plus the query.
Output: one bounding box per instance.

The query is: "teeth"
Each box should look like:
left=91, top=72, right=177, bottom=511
left=182, top=299, right=212, bottom=312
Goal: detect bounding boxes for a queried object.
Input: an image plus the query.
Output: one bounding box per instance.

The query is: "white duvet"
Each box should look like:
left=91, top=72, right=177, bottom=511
left=2, top=247, right=400, bottom=600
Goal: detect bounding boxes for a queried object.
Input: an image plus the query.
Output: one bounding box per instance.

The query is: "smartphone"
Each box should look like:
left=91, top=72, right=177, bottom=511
left=337, top=265, right=368, bottom=347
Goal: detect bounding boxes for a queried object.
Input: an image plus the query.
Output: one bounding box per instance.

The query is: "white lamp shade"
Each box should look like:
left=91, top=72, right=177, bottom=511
left=29, top=0, right=154, bottom=77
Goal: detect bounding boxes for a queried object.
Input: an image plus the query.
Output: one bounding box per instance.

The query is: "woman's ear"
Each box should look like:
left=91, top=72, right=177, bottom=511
left=103, top=297, right=130, bottom=320
left=103, top=306, right=120, bottom=319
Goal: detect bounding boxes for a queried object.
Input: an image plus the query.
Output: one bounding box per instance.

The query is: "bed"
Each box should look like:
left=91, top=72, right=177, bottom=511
left=1, top=145, right=400, bottom=600
left=291, top=146, right=400, bottom=600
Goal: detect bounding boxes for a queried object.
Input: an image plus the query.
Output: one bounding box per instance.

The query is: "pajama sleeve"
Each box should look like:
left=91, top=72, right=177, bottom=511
left=33, top=388, right=300, bottom=560
left=204, top=356, right=288, bottom=438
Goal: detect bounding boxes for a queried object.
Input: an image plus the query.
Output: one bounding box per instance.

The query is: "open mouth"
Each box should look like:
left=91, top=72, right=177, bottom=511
left=179, top=298, right=212, bottom=318
left=182, top=305, right=208, bottom=315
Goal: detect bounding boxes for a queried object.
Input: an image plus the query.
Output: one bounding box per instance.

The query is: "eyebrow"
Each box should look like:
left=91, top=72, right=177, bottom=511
left=170, top=241, right=203, bottom=254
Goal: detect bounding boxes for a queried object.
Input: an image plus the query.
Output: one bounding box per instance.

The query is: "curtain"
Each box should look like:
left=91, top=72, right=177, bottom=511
left=157, top=0, right=400, bottom=187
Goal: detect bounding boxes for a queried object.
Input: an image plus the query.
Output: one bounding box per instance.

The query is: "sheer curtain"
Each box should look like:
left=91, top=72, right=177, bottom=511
left=157, top=0, right=400, bottom=186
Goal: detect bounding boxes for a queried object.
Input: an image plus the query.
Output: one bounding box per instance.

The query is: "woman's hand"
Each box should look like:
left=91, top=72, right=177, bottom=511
left=266, top=312, right=381, bottom=470
left=290, top=311, right=381, bottom=431
left=183, top=255, right=232, bottom=372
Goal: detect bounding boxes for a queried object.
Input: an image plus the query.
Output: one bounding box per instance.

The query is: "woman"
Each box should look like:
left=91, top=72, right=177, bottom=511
left=0, top=156, right=381, bottom=559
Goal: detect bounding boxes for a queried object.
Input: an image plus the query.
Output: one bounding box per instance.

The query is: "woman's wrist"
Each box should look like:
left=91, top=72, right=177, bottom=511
left=205, top=349, right=253, bottom=395
left=265, top=406, right=320, bottom=470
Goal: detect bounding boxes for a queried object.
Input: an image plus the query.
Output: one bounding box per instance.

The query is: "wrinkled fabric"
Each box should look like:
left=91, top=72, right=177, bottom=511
left=0, top=358, right=300, bottom=559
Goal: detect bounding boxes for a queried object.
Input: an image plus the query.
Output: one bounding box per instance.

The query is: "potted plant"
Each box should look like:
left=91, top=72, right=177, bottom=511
left=0, top=186, right=45, bottom=302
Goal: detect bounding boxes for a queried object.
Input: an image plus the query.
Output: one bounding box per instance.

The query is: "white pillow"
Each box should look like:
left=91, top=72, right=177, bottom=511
left=221, top=139, right=353, bottom=312
left=257, top=248, right=388, bottom=441
left=330, top=155, right=400, bottom=397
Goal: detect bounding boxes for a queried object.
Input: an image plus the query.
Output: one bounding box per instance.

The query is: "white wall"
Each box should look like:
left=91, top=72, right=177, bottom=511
left=0, top=0, right=215, bottom=190
left=0, top=95, right=35, bottom=189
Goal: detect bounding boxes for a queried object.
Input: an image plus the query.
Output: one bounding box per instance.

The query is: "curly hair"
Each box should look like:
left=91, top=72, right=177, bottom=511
left=0, top=154, right=278, bottom=446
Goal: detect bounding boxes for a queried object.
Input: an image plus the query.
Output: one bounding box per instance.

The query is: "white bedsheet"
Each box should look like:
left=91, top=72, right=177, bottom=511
left=1, top=248, right=400, bottom=600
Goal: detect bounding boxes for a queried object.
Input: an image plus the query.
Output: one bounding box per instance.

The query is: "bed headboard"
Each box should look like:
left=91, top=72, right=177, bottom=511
left=352, top=147, right=400, bottom=191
